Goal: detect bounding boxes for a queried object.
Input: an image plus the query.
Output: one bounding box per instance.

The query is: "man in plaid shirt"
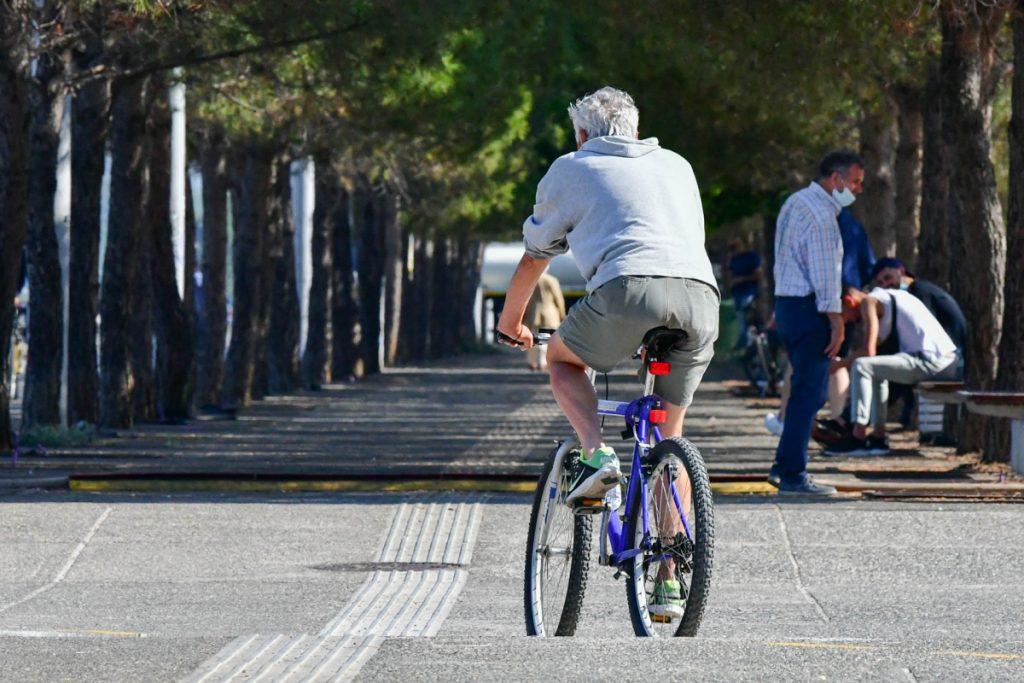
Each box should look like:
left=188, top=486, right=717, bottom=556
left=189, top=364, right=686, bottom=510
left=769, top=150, right=865, bottom=495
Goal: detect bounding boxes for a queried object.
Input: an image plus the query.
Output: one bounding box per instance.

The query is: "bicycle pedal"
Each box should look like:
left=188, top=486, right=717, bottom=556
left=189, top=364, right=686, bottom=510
left=651, top=614, right=673, bottom=624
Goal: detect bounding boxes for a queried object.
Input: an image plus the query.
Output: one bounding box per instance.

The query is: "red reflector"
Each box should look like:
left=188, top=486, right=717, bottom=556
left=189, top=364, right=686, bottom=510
left=649, top=409, right=667, bottom=424
left=649, top=361, right=671, bottom=376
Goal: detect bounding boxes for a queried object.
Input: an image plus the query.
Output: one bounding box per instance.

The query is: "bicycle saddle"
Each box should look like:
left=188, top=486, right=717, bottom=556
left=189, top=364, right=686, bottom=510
left=641, top=327, right=689, bottom=359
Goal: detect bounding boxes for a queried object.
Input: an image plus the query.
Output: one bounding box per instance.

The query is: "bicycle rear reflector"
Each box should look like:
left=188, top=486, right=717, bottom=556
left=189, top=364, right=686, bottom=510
left=649, top=362, right=671, bottom=376
left=649, top=409, right=667, bottom=424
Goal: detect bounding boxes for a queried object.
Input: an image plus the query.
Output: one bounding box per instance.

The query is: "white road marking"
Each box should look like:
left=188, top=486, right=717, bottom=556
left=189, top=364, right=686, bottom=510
left=184, top=497, right=484, bottom=682
left=0, top=628, right=146, bottom=639
left=0, top=506, right=113, bottom=614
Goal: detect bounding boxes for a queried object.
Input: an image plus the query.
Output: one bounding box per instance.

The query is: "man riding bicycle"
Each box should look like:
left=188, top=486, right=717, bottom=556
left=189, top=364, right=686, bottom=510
left=497, top=86, right=720, bottom=508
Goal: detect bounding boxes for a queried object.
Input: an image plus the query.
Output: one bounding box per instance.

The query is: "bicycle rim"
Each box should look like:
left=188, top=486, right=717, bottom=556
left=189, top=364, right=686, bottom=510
left=625, top=453, right=696, bottom=637
left=622, top=438, right=712, bottom=634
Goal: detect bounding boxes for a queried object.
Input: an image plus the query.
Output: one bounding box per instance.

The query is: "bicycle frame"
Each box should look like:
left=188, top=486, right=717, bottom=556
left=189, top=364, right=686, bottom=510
left=594, top=369, right=693, bottom=569
left=526, top=328, right=694, bottom=569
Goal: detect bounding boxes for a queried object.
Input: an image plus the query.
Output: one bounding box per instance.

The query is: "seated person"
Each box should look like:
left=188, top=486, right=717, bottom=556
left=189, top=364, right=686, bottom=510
left=871, top=257, right=966, bottom=353
left=872, top=257, right=967, bottom=431
left=824, top=286, right=961, bottom=456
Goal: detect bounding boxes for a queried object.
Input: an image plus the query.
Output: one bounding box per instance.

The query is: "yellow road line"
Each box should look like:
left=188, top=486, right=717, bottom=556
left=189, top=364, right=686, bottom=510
left=767, top=641, right=875, bottom=652
left=768, top=641, right=1022, bottom=661
left=713, top=481, right=777, bottom=495
left=70, top=478, right=538, bottom=494
left=933, top=650, right=1022, bottom=661
left=70, top=478, right=778, bottom=495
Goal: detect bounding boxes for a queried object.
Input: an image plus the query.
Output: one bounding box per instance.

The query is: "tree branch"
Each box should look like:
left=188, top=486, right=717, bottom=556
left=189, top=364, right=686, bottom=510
left=67, top=20, right=366, bottom=87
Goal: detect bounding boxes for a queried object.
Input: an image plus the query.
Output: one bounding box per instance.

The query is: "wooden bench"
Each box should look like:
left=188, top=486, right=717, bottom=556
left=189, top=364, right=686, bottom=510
left=918, top=381, right=966, bottom=404
left=962, top=392, right=1024, bottom=475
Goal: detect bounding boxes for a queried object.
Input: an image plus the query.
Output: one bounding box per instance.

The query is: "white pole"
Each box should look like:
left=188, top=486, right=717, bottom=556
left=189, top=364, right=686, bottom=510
left=292, top=157, right=314, bottom=354
left=98, top=151, right=111, bottom=282
left=168, top=69, right=187, bottom=298
left=56, top=94, right=71, bottom=426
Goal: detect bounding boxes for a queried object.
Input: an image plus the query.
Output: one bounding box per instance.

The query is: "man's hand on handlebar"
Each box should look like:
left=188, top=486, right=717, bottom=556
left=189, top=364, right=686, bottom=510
left=496, top=322, right=534, bottom=350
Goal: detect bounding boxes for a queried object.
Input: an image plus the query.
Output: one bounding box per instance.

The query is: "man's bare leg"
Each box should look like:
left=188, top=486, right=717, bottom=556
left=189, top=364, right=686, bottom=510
left=546, top=333, right=603, bottom=454
left=656, top=399, right=690, bottom=582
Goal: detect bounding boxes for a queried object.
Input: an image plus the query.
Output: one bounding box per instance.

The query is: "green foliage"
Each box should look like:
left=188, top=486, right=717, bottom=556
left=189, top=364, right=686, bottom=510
left=177, top=0, right=1001, bottom=237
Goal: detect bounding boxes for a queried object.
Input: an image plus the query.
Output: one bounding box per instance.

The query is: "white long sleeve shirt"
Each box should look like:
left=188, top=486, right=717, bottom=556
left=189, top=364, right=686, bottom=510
left=773, top=182, right=844, bottom=313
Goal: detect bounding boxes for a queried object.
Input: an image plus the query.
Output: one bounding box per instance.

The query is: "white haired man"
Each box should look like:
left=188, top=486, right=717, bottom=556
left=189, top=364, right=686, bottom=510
left=497, top=88, right=719, bottom=516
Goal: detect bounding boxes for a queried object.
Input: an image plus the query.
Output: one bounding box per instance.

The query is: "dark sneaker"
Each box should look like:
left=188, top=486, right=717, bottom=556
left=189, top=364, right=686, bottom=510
left=767, top=465, right=782, bottom=488
left=820, top=418, right=851, bottom=437
left=812, top=418, right=849, bottom=445
left=648, top=579, right=684, bottom=621
left=867, top=435, right=890, bottom=455
left=565, top=447, right=621, bottom=506
left=778, top=477, right=837, bottom=496
left=823, top=435, right=874, bottom=456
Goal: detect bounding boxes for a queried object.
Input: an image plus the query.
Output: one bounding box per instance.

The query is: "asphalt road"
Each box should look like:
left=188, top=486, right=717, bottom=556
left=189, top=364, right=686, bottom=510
left=1, top=489, right=1022, bottom=681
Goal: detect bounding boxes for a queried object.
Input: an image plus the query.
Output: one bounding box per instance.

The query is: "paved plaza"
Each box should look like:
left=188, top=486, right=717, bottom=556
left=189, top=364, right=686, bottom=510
left=1, top=351, right=1023, bottom=680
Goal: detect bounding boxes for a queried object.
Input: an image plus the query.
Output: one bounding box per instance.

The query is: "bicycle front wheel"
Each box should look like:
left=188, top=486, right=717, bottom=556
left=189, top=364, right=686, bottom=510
left=624, top=437, right=714, bottom=637
left=524, top=441, right=592, bottom=636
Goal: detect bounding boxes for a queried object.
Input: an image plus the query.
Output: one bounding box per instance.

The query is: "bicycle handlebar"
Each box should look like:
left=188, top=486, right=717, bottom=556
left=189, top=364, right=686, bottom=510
left=494, top=328, right=557, bottom=348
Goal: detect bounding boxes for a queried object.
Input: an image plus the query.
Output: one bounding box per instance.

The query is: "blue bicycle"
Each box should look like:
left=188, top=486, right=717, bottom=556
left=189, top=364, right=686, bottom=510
left=523, top=327, right=715, bottom=637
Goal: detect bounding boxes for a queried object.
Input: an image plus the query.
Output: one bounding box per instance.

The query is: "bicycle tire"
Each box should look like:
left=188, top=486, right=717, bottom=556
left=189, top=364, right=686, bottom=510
left=524, top=442, right=592, bottom=636
left=624, top=437, right=714, bottom=637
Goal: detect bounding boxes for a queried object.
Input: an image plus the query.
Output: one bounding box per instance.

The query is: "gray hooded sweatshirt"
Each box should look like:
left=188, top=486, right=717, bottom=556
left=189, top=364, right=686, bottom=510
left=523, top=135, right=718, bottom=294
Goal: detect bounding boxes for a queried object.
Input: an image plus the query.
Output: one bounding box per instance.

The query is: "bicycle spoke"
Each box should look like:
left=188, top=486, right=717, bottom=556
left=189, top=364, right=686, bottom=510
left=634, top=459, right=697, bottom=635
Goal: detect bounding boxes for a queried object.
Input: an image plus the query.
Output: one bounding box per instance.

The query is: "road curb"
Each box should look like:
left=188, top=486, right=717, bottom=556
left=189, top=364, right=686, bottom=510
left=0, top=474, right=70, bottom=491
left=68, top=474, right=779, bottom=496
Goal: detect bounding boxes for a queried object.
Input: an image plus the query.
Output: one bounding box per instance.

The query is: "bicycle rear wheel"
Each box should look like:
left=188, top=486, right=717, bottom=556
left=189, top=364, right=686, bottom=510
left=524, top=441, right=593, bottom=636
left=624, top=437, right=714, bottom=637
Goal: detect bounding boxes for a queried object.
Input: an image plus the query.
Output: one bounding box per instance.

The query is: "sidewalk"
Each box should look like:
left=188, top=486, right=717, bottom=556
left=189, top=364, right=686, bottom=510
left=0, top=350, right=1018, bottom=497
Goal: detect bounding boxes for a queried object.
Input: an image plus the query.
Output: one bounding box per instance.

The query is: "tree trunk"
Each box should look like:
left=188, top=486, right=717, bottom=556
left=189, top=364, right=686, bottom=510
left=429, top=237, right=453, bottom=357
left=148, top=91, right=193, bottom=422
left=221, top=146, right=274, bottom=409
left=357, top=190, right=385, bottom=375
left=456, top=237, right=484, bottom=347
left=993, top=3, right=1024, bottom=459
left=0, top=47, right=32, bottom=450
left=381, top=191, right=402, bottom=366
left=854, top=97, right=898, bottom=257
left=408, top=235, right=435, bottom=361
left=303, top=161, right=337, bottom=389
left=397, top=228, right=415, bottom=362
left=266, top=159, right=299, bottom=394
left=940, top=1, right=1008, bottom=455
left=195, top=139, right=228, bottom=407
left=126, top=86, right=161, bottom=424
left=330, top=189, right=362, bottom=381
left=22, top=55, right=66, bottom=429
left=916, top=63, right=950, bottom=288
left=67, top=60, right=109, bottom=426
left=893, top=84, right=923, bottom=270
left=100, top=76, right=148, bottom=429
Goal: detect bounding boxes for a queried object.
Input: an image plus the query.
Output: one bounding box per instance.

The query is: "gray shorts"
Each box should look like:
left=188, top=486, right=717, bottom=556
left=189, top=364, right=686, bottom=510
left=558, top=276, right=719, bottom=407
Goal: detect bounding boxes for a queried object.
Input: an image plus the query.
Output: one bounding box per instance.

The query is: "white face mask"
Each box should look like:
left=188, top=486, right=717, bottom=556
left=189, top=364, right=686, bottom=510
left=832, top=182, right=856, bottom=207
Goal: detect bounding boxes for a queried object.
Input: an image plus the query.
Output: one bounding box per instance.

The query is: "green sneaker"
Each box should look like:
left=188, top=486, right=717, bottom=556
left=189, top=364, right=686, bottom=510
left=564, top=446, right=620, bottom=506
left=649, top=579, right=684, bottom=621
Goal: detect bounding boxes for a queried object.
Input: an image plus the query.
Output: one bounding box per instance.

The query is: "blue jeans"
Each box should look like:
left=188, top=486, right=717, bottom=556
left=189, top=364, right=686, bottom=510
left=773, top=296, right=831, bottom=484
